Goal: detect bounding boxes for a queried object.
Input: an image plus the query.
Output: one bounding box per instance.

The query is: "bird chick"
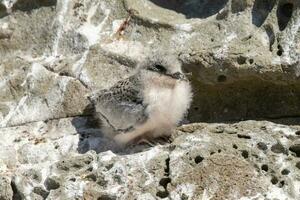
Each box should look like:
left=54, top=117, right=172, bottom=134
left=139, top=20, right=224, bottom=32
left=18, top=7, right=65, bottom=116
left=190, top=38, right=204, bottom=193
left=90, top=53, right=192, bottom=146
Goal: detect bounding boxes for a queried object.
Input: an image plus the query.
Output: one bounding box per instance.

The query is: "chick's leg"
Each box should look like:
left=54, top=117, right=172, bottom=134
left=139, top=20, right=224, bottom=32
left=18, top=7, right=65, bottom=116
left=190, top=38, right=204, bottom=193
left=113, top=120, right=154, bottom=146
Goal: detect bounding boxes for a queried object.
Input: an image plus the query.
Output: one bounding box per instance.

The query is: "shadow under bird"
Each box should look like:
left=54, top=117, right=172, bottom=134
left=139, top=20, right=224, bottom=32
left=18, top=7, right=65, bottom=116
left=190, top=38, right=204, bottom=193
left=89, top=53, right=193, bottom=146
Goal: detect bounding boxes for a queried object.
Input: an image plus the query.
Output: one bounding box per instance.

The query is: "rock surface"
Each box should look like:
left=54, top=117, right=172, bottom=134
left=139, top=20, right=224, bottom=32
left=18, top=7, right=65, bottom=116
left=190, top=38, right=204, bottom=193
left=0, top=0, right=300, bottom=199
left=0, top=0, right=300, bottom=125
left=0, top=118, right=300, bottom=199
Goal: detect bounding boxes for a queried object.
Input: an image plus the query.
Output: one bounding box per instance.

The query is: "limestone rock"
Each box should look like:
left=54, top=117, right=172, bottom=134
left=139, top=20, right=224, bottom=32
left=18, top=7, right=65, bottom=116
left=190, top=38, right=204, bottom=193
left=0, top=0, right=299, bottom=125
left=1, top=0, right=300, bottom=199
left=0, top=118, right=299, bottom=199
left=0, top=176, right=13, bottom=200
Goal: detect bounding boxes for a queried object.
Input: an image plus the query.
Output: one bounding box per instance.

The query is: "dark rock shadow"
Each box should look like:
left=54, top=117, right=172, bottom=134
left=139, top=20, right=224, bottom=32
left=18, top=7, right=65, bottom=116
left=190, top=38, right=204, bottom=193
left=264, top=24, right=275, bottom=51
left=71, top=115, right=112, bottom=154
left=0, top=3, right=8, bottom=18
left=71, top=104, right=156, bottom=155
left=182, top=63, right=300, bottom=126
left=267, top=117, right=300, bottom=126
left=71, top=101, right=299, bottom=156
left=231, top=0, right=249, bottom=14
left=149, top=0, right=229, bottom=19
left=252, top=0, right=276, bottom=27
left=277, top=1, right=294, bottom=31
left=12, top=0, right=57, bottom=12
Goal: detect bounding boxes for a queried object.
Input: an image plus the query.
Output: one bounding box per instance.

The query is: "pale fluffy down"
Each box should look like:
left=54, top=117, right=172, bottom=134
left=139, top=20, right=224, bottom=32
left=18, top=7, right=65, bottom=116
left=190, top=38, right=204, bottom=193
left=114, top=70, right=193, bottom=145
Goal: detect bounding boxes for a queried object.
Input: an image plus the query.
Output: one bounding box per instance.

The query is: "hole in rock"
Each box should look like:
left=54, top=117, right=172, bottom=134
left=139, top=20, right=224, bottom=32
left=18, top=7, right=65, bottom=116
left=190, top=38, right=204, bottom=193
left=69, top=178, right=76, bottom=182
left=84, top=159, right=92, bottom=165
left=156, top=190, right=169, bottom=198
left=237, top=134, right=251, bottom=139
left=164, top=158, right=170, bottom=176
left=252, top=0, right=276, bottom=27
left=289, top=144, right=300, bottom=157
left=257, top=142, right=268, bottom=151
left=281, top=169, right=290, bottom=175
left=241, top=150, right=249, bottom=159
left=277, top=45, right=283, bottom=56
left=278, top=180, right=285, bottom=188
left=59, top=71, right=71, bottom=77
left=97, top=176, right=108, bottom=187
left=194, top=155, right=204, bottom=164
left=149, top=0, right=229, bottom=19
left=271, top=176, right=279, bottom=185
left=248, top=59, right=254, bottom=65
left=181, top=194, right=189, bottom=200
left=87, top=166, right=93, bottom=172
left=277, top=2, right=293, bottom=31
left=44, top=177, right=60, bottom=190
left=237, top=56, right=247, bottom=65
left=271, top=142, right=286, bottom=154
left=98, top=194, right=116, bottom=200
left=252, top=153, right=259, bottom=158
left=159, top=177, right=171, bottom=188
left=261, top=164, right=269, bottom=172
left=33, top=187, right=49, bottom=199
left=296, top=162, right=300, bottom=169
left=217, top=75, right=227, bottom=82
left=85, top=173, right=97, bottom=182
left=73, top=3, right=83, bottom=10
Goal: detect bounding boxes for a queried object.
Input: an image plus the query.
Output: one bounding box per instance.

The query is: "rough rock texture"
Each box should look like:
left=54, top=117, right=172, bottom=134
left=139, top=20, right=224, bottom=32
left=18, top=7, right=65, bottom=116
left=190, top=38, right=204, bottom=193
left=0, top=0, right=300, bottom=125
left=1, top=118, right=300, bottom=199
left=1, top=0, right=300, bottom=199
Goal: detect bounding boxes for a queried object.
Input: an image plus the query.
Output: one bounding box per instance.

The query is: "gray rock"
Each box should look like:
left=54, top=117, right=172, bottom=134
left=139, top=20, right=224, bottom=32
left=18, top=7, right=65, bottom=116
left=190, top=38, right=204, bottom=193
left=257, top=142, right=268, bottom=151
left=0, top=118, right=300, bottom=199
left=0, top=176, right=13, bottom=200
left=44, top=176, right=60, bottom=191
left=1, top=0, right=300, bottom=199
left=0, top=0, right=300, bottom=125
left=0, top=145, right=17, bottom=168
left=271, top=142, right=287, bottom=154
left=289, top=141, right=300, bottom=157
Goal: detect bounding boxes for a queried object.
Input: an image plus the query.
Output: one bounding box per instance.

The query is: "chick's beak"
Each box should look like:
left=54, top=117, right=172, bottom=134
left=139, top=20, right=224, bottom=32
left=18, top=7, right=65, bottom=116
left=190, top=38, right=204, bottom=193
left=171, top=72, right=186, bottom=80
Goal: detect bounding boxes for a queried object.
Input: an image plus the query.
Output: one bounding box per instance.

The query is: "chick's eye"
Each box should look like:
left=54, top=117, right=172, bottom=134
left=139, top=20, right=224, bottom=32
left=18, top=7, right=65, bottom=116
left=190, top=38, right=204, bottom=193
left=153, top=64, right=167, bottom=73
